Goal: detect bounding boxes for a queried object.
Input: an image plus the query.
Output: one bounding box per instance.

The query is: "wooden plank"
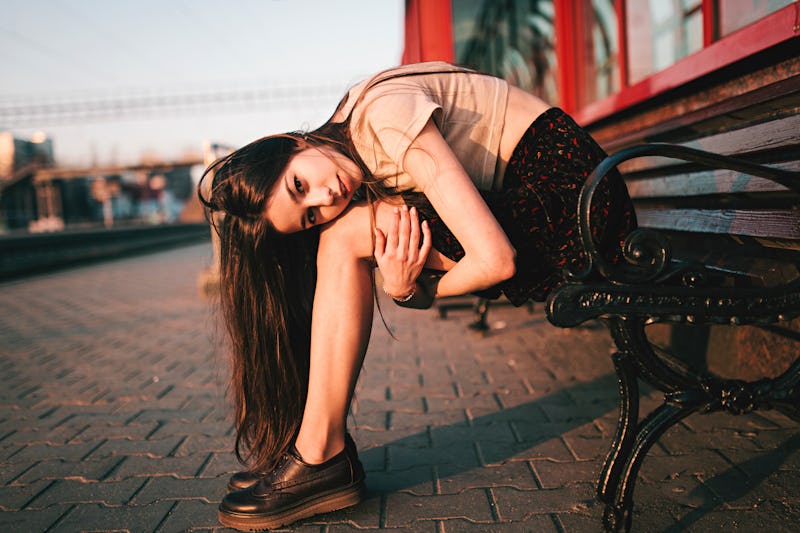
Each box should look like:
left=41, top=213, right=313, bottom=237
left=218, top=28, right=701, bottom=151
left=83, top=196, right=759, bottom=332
left=636, top=207, right=800, bottom=240
left=585, top=55, right=800, bottom=148
left=626, top=162, right=800, bottom=199
left=616, top=112, right=800, bottom=174
left=676, top=111, right=799, bottom=152
left=598, top=82, right=800, bottom=151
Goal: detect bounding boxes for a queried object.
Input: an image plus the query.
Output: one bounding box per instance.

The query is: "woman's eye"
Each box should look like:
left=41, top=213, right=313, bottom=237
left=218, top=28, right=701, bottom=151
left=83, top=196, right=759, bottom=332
left=307, top=208, right=316, bottom=225
left=294, top=177, right=304, bottom=193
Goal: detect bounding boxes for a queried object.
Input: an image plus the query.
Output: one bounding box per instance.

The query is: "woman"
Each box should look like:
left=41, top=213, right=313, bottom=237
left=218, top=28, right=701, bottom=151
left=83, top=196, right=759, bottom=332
left=200, top=62, right=635, bottom=530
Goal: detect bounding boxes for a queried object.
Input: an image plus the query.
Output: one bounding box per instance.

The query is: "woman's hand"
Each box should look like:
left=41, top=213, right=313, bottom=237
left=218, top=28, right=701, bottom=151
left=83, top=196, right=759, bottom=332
left=374, top=205, right=432, bottom=300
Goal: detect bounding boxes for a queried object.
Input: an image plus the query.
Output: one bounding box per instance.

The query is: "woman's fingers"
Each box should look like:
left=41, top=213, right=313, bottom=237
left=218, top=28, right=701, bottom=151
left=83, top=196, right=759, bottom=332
left=382, top=205, right=427, bottom=263
left=418, top=219, right=432, bottom=266
left=374, top=227, right=386, bottom=256
left=386, top=207, right=400, bottom=250
left=375, top=205, right=431, bottom=298
left=408, top=206, right=420, bottom=258
left=397, top=206, right=411, bottom=257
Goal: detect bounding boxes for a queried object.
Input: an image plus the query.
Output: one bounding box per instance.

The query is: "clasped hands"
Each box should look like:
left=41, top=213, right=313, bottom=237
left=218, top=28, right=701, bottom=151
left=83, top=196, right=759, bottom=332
left=374, top=205, right=432, bottom=302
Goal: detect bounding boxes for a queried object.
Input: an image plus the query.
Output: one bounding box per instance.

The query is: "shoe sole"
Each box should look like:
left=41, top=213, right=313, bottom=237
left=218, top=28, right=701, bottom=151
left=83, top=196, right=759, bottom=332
left=218, top=480, right=366, bottom=531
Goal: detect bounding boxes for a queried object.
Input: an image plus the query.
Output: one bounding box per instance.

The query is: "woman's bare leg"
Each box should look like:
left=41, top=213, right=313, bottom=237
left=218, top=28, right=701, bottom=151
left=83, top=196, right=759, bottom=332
left=293, top=216, right=374, bottom=464
left=290, top=202, right=450, bottom=463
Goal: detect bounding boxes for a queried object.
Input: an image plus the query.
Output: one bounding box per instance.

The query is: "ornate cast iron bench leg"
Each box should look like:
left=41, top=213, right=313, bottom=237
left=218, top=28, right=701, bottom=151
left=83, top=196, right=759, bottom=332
left=598, top=318, right=705, bottom=532
left=597, top=350, right=639, bottom=532
left=597, top=316, right=800, bottom=532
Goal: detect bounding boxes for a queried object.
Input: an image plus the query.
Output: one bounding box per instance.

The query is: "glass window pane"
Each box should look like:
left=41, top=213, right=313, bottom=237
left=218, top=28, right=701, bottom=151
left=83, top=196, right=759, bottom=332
left=577, top=0, right=619, bottom=108
left=452, top=0, right=559, bottom=105
left=626, top=0, right=704, bottom=84
left=717, top=0, right=794, bottom=37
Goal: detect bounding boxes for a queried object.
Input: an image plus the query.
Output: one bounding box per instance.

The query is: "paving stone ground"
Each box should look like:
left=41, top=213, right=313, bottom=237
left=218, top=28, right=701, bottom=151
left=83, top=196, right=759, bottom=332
left=1, top=242, right=798, bottom=532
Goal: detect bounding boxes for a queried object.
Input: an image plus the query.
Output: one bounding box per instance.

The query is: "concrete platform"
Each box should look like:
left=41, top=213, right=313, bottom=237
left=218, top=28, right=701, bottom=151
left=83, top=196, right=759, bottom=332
left=1, top=243, right=798, bottom=531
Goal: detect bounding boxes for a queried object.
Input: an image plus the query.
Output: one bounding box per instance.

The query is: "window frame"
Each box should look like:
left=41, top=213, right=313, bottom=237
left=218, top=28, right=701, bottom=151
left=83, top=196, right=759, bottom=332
left=561, top=2, right=799, bottom=125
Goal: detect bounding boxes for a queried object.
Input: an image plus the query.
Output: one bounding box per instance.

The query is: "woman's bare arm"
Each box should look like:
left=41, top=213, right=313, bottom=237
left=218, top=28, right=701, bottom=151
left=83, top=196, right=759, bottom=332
left=402, top=118, right=516, bottom=298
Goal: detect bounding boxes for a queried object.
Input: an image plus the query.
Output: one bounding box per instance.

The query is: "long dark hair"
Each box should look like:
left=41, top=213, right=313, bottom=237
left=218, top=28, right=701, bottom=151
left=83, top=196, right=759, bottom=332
left=198, top=134, right=316, bottom=471
left=199, top=112, right=396, bottom=472
left=199, top=64, right=473, bottom=472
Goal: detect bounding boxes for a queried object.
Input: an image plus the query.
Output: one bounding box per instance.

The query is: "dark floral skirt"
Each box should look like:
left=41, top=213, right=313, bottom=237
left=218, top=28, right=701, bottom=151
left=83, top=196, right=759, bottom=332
left=411, top=107, right=636, bottom=305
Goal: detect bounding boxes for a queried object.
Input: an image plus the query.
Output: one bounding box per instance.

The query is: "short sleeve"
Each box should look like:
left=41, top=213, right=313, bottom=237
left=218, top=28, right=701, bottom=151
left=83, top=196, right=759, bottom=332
left=351, top=85, right=442, bottom=178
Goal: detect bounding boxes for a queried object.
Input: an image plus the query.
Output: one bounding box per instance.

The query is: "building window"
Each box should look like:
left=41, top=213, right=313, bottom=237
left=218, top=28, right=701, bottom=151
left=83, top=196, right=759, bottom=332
left=452, top=0, right=559, bottom=105
left=576, top=0, right=619, bottom=108
left=626, top=0, right=704, bottom=84
left=716, top=0, right=795, bottom=37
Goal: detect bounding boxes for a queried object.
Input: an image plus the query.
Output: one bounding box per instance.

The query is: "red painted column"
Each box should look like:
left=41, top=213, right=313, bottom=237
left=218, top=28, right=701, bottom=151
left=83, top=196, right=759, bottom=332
left=554, top=0, right=577, bottom=113
left=402, top=0, right=454, bottom=64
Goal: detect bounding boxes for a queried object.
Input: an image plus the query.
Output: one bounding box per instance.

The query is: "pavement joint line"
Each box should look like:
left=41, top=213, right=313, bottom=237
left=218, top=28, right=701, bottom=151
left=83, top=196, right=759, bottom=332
left=20, top=479, right=57, bottom=510
left=550, top=511, right=567, bottom=533
left=145, top=421, right=165, bottom=440
left=66, top=424, right=90, bottom=444
left=8, top=460, right=40, bottom=485
left=526, top=460, right=545, bottom=490
left=473, top=441, right=486, bottom=467
left=492, top=393, right=504, bottom=410
left=79, top=439, right=107, bottom=461
left=125, top=477, right=152, bottom=505
left=4, top=444, right=24, bottom=461
left=378, top=493, right=387, bottom=528
left=45, top=503, right=75, bottom=531
left=151, top=500, right=179, bottom=533
left=37, top=406, right=59, bottom=419
left=194, top=453, right=214, bottom=477
left=100, top=456, right=127, bottom=482
left=168, top=436, right=188, bottom=457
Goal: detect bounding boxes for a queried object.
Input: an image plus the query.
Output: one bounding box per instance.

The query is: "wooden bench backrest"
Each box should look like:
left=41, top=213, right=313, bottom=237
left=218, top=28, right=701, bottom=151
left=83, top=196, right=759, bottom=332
left=623, top=112, right=800, bottom=247
left=585, top=56, right=800, bottom=282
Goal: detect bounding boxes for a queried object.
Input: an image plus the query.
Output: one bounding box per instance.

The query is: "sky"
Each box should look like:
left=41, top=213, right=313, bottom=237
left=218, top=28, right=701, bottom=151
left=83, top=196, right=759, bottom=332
left=0, top=0, right=405, bottom=166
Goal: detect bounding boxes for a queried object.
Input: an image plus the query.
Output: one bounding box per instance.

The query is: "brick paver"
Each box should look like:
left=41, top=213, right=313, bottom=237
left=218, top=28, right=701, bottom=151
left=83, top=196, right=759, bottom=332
left=1, top=243, right=798, bottom=531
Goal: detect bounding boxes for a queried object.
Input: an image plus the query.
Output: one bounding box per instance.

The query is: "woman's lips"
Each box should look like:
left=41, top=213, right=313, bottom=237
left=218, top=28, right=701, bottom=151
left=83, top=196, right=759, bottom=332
left=338, top=177, right=348, bottom=198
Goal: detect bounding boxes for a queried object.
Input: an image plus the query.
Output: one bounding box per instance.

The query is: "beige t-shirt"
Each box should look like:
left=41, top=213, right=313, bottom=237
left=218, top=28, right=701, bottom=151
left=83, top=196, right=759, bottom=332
left=341, top=62, right=510, bottom=192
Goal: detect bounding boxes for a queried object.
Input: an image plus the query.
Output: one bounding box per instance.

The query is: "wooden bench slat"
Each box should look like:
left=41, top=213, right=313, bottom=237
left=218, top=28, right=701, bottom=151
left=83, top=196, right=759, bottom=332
left=617, top=112, right=800, bottom=174
left=625, top=161, right=800, bottom=198
left=635, top=207, right=800, bottom=240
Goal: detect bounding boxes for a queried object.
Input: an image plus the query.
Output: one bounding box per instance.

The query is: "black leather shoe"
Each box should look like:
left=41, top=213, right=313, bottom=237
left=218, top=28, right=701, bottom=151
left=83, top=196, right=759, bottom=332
left=218, top=436, right=365, bottom=530
left=227, top=469, right=262, bottom=492
left=226, top=433, right=358, bottom=492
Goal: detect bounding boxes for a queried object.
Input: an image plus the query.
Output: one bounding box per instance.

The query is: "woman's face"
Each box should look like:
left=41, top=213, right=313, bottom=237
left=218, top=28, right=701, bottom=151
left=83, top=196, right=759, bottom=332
left=264, top=146, right=363, bottom=233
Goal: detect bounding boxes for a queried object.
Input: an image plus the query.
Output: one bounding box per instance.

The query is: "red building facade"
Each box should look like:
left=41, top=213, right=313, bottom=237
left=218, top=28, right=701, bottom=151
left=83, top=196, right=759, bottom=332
left=403, top=1, right=798, bottom=133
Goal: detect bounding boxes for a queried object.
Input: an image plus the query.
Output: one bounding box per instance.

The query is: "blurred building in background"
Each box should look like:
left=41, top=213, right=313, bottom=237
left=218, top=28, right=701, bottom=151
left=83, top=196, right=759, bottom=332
left=0, top=131, right=54, bottom=231
left=0, top=130, right=198, bottom=233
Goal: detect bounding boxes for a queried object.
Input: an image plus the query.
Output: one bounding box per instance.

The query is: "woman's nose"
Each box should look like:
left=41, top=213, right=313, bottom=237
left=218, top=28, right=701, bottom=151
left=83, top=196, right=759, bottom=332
left=306, top=187, right=334, bottom=206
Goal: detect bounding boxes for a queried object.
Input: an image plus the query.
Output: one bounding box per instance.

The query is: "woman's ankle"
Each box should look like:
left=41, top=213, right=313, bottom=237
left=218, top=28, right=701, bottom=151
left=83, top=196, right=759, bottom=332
left=293, top=428, right=345, bottom=465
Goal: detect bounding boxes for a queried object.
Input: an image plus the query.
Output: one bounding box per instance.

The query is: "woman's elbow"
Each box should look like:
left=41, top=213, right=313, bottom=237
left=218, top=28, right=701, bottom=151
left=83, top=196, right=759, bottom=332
left=499, top=246, right=517, bottom=281
left=486, top=245, right=516, bottom=283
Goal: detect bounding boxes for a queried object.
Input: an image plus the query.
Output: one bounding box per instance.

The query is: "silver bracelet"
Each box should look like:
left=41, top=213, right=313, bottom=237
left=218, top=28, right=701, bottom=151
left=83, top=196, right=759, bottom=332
left=384, top=285, right=415, bottom=302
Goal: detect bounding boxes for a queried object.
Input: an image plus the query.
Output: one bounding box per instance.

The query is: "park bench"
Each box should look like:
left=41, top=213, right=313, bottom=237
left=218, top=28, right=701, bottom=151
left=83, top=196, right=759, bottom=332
left=545, top=141, right=800, bottom=531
